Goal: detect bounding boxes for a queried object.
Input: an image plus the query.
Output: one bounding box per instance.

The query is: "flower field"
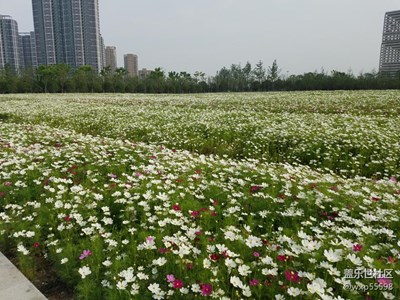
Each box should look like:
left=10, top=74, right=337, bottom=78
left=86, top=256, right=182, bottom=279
left=0, top=91, right=399, bottom=299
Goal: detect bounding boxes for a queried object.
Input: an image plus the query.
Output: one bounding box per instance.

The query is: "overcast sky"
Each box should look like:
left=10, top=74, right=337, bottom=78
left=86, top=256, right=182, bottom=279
left=1, top=0, right=399, bottom=75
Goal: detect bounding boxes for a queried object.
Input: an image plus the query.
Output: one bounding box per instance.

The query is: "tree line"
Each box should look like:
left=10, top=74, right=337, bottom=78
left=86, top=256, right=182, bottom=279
left=0, top=60, right=399, bottom=94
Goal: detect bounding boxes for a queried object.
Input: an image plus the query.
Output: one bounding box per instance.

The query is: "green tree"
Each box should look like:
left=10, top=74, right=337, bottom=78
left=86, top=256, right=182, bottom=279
left=252, top=60, right=266, bottom=87
left=267, top=59, right=280, bottom=83
left=54, top=64, right=71, bottom=93
left=37, top=65, right=56, bottom=93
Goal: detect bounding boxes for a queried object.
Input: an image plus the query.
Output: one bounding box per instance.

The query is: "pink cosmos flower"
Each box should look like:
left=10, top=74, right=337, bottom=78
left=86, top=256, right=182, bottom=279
left=200, top=283, right=212, bottom=296
left=377, top=277, right=392, bottom=286
left=79, top=249, right=92, bottom=260
left=253, top=252, right=260, bottom=258
left=166, top=274, right=175, bottom=283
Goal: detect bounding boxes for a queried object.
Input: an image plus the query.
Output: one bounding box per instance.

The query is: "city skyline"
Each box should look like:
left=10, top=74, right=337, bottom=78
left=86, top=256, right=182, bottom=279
left=1, top=0, right=400, bottom=75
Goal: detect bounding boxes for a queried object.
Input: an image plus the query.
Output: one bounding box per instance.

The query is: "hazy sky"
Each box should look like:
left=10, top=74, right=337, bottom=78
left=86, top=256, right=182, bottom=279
left=1, top=0, right=399, bottom=75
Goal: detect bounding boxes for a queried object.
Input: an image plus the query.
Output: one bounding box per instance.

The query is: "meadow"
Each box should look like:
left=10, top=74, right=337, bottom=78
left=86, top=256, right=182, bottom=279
left=0, top=91, right=399, bottom=299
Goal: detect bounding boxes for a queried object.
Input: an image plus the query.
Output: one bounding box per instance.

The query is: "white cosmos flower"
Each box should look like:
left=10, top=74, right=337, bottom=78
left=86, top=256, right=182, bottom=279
left=346, top=253, right=363, bottom=266
left=238, top=264, right=252, bottom=276
left=245, top=235, right=262, bottom=248
left=60, top=258, right=68, bottom=264
left=242, top=285, right=252, bottom=297
left=78, top=266, right=92, bottom=279
left=230, top=276, right=244, bottom=288
left=152, top=257, right=167, bottom=266
left=148, top=283, right=165, bottom=300
left=287, top=287, right=302, bottom=297
left=324, top=249, right=343, bottom=263
left=17, top=244, right=30, bottom=255
left=382, top=292, right=395, bottom=300
left=302, top=239, right=321, bottom=252
left=307, top=278, right=326, bottom=295
left=116, top=280, right=127, bottom=290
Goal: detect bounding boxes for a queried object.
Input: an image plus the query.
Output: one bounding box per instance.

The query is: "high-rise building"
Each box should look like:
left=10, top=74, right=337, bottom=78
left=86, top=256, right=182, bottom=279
left=32, top=0, right=104, bottom=72
left=139, top=68, right=152, bottom=79
left=100, top=35, right=106, bottom=71
left=19, top=32, right=38, bottom=69
left=379, top=10, right=400, bottom=75
left=105, top=46, right=117, bottom=73
left=124, top=54, right=138, bottom=77
left=0, top=15, right=22, bottom=72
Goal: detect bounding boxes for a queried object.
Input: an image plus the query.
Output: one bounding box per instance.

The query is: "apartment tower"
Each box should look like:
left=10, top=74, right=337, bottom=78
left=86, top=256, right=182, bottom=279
left=379, top=10, right=400, bottom=75
left=19, top=32, right=38, bottom=69
left=124, top=53, right=138, bottom=77
left=0, top=15, right=22, bottom=72
left=32, top=0, right=104, bottom=72
left=105, top=46, right=117, bottom=73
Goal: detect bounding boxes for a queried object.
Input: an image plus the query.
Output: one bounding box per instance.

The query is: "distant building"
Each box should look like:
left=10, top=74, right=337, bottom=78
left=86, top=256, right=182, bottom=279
left=105, top=46, right=117, bottom=73
left=19, top=32, right=38, bottom=69
left=32, top=0, right=104, bottom=72
left=379, top=10, right=400, bottom=75
left=124, top=53, right=138, bottom=77
left=139, top=68, right=152, bottom=79
left=0, top=15, right=22, bottom=72
left=100, top=35, right=106, bottom=71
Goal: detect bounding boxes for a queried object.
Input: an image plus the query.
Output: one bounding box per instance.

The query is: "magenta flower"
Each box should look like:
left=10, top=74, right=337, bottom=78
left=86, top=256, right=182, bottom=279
left=173, top=279, right=184, bottom=289
left=172, top=204, right=181, bottom=211
left=250, top=185, right=263, bottom=193
left=201, top=283, right=212, bottom=296
left=253, top=251, right=260, bottom=257
left=352, top=244, right=363, bottom=252
left=285, top=270, right=301, bottom=283
left=249, top=279, right=259, bottom=286
left=79, top=249, right=92, bottom=260
left=191, top=210, right=200, bottom=217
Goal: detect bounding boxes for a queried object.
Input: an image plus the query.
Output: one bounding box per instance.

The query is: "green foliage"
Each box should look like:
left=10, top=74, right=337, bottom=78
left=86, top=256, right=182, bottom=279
left=1, top=62, right=400, bottom=94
